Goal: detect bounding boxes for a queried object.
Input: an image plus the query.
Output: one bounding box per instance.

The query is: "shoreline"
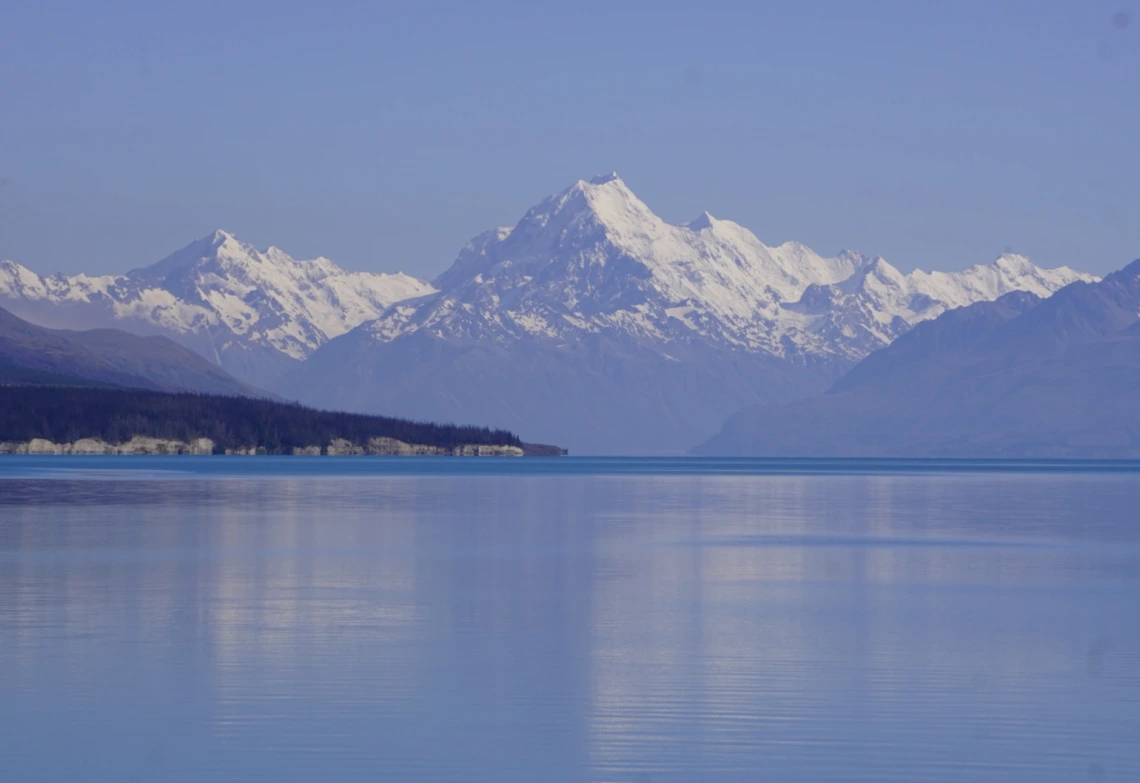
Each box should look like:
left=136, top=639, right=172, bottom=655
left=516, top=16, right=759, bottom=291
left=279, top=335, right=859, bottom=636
left=0, top=436, right=566, bottom=457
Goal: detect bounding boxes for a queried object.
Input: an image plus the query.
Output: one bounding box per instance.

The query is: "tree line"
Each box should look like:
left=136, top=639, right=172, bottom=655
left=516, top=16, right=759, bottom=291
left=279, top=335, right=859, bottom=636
left=0, top=386, right=522, bottom=452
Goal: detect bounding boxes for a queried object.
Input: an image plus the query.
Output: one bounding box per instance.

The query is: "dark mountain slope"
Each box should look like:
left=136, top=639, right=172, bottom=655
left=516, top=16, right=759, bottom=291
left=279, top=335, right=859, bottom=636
left=290, top=325, right=838, bottom=456
left=694, top=262, right=1140, bottom=458
left=280, top=175, right=1088, bottom=456
left=0, top=306, right=267, bottom=397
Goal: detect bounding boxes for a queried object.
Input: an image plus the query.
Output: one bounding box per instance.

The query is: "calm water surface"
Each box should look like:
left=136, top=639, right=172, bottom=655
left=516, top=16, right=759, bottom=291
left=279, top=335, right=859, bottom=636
left=1, top=457, right=1138, bottom=782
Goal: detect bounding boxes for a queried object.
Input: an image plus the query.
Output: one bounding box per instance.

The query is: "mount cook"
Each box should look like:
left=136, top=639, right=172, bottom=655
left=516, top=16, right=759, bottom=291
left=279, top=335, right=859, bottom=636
left=0, top=174, right=1094, bottom=453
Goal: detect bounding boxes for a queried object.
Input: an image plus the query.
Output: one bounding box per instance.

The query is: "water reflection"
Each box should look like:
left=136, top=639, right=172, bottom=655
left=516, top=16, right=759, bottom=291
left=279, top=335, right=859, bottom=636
left=0, top=470, right=1138, bottom=781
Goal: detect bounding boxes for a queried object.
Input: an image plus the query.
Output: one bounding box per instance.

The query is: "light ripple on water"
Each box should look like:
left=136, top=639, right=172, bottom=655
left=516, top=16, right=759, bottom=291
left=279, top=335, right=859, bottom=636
left=0, top=461, right=1138, bottom=781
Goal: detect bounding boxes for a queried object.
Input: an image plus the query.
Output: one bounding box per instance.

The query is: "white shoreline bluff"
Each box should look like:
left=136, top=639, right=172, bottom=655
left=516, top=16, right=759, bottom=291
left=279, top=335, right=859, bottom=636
left=0, top=436, right=524, bottom=457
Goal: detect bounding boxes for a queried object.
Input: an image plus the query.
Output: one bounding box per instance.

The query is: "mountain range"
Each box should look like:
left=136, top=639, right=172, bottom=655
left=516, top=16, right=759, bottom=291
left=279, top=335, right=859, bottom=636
left=0, top=174, right=1096, bottom=453
left=0, top=231, right=434, bottom=380
left=283, top=174, right=1091, bottom=453
left=694, top=259, right=1140, bottom=457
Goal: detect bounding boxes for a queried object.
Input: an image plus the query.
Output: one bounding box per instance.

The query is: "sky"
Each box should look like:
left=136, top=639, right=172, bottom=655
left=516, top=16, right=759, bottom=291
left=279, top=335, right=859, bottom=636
left=1, top=0, right=1138, bottom=278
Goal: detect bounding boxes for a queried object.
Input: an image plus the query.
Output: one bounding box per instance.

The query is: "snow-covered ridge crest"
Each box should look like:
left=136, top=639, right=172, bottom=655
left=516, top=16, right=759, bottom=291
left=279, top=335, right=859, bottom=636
left=784, top=253, right=1097, bottom=359
left=363, top=173, right=1096, bottom=360
left=0, top=231, right=435, bottom=373
left=0, top=173, right=1099, bottom=405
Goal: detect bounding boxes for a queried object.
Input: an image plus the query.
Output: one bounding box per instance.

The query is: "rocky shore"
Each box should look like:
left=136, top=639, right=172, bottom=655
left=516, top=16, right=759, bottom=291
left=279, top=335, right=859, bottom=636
left=322, top=437, right=524, bottom=456
left=0, top=436, right=526, bottom=457
left=0, top=436, right=217, bottom=455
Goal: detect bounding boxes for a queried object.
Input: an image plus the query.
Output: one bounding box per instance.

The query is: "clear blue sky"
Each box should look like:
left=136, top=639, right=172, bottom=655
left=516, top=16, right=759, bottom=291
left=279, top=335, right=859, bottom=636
left=1, top=0, right=1137, bottom=277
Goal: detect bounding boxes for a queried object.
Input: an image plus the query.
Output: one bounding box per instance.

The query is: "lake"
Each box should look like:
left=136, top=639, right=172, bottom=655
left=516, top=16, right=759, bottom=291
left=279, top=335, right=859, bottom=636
left=1, top=457, right=1138, bottom=782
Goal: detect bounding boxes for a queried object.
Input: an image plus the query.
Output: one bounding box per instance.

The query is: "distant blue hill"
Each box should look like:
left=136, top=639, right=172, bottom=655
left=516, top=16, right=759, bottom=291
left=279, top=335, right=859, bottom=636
left=0, top=305, right=268, bottom=397
left=694, top=260, right=1140, bottom=458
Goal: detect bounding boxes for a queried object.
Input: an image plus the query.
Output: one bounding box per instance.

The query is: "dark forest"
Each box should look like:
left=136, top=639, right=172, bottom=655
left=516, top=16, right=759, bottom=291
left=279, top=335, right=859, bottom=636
left=0, top=386, right=522, bottom=453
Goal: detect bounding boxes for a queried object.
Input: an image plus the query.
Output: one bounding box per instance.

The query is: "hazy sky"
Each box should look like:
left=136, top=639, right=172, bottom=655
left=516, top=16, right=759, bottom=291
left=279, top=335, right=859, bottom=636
left=1, top=0, right=1138, bottom=277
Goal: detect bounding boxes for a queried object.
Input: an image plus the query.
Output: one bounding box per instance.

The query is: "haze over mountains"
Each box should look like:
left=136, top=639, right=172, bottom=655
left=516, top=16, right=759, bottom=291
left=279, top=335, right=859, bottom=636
left=695, top=260, right=1140, bottom=458
left=0, top=305, right=265, bottom=397
left=0, top=174, right=1097, bottom=454
left=287, top=175, right=1091, bottom=453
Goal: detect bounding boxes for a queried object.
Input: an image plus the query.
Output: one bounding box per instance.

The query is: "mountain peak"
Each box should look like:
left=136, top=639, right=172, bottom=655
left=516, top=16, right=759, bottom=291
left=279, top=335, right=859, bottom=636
left=130, top=229, right=255, bottom=279
left=836, top=249, right=878, bottom=268
left=513, top=174, right=659, bottom=241
left=187, top=229, right=244, bottom=256
left=588, top=171, right=622, bottom=186
left=568, top=172, right=639, bottom=204
left=687, top=211, right=718, bottom=231
left=991, top=253, right=1035, bottom=272
left=187, top=229, right=246, bottom=257
left=970, top=254, right=1100, bottom=290
left=1109, top=258, right=1140, bottom=282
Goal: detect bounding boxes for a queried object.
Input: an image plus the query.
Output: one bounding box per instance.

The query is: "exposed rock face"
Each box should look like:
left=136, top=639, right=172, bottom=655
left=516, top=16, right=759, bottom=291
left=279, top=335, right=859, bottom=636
left=450, top=444, right=525, bottom=457
left=333, top=436, right=524, bottom=457
left=0, top=436, right=525, bottom=457
left=325, top=438, right=366, bottom=456
left=0, top=436, right=216, bottom=455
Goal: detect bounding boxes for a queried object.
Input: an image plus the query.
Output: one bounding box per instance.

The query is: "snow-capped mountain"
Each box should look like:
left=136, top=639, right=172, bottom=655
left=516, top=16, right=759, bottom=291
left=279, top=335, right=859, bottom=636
left=365, top=173, right=1093, bottom=360
left=695, top=259, right=1140, bottom=458
left=0, top=231, right=435, bottom=379
left=784, top=252, right=1095, bottom=360
left=286, top=174, right=1094, bottom=454
left=1, top=174, right=1096, bottom=452
left=371, top=173, right=873, bottom=353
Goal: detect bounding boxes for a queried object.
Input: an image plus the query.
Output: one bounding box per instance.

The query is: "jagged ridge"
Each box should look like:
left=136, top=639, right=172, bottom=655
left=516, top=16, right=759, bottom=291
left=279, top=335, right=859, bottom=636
left=363, top=173, right=1094, bottom=362
left=286, top=174, right=1095, bottom=454
left=0, top=174, right=1099, bottom=453
left=0, top=231, right=435, bottom=380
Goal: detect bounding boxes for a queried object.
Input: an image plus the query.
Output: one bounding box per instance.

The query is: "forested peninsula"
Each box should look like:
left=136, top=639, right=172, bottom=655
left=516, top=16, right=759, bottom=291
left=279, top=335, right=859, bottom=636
left=0, top=386, right=563, bottom=456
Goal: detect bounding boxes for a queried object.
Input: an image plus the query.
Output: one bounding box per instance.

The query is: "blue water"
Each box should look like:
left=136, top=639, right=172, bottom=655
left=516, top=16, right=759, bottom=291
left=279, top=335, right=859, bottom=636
left=1, top=458, right=1138, bottom=782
